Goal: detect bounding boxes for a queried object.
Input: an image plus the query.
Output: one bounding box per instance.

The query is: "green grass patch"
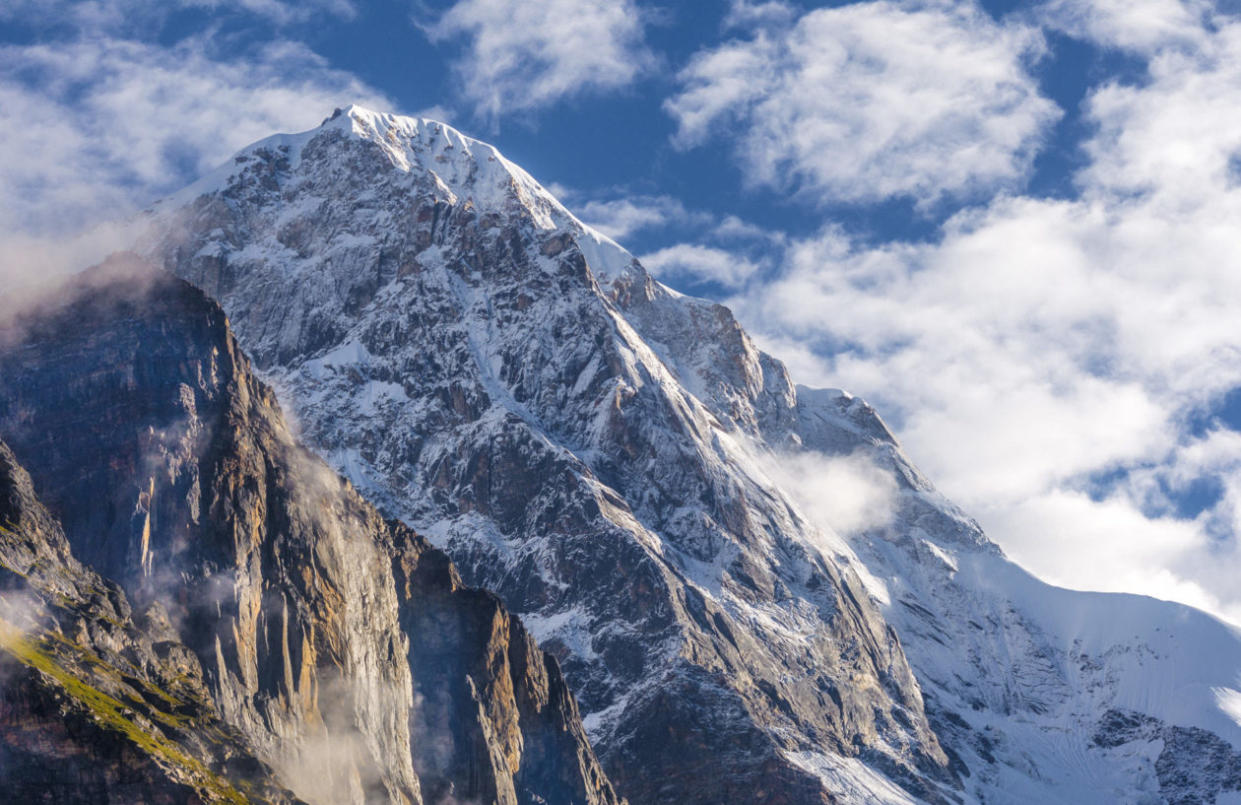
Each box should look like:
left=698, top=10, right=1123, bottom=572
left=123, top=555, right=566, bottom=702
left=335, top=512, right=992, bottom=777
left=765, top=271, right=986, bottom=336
left=0, top=617, right=249, bottom=804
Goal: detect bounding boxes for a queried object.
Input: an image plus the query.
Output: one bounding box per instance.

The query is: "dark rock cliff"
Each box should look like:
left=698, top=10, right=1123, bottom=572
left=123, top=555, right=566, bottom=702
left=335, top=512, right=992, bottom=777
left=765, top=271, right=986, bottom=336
left=0, top=255, right=621, bottom=805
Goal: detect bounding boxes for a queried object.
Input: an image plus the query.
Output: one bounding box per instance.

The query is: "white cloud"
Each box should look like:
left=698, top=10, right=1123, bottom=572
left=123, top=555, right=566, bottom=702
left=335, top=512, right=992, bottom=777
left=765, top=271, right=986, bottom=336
left=575, top=195, right=696, bottom=241
left=981, top=489, right=1229, bottom=616
left=0, top=36, right=388, bottom=241
left=565, top=187, right=779, bottom=252
left=712, top=214, right=778, bottom=243
left=640, top=243, right=761, bottom=289
left=427, top=0, right=652, bottom=124
left=723, top=0, right=796, bottom=30
left=742, top=441, right=899, bottom=603
left=779, top=449, right=898, bottom=538
left=665, top=0, right=1060, bottom=205
left=1083, top=24, right=1241, bottom=200
left=725, top=15, right=1241, bottom=623
left=1038, top=0, right=1212, bottom=53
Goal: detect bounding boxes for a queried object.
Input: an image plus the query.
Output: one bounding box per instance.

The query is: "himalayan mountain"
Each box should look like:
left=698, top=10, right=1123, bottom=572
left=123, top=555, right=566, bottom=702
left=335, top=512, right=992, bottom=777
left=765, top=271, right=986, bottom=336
left=1, top=105, right=1240, bottom=805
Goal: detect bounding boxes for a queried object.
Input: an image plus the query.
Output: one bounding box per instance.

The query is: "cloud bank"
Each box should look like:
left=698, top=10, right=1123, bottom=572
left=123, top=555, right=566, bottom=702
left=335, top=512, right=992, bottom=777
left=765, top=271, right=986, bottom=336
left=0, top=36, right=387, bottom=239
left=715, top=4, right=1241, bottom=623
left=0, top=7, right=389, bottom=287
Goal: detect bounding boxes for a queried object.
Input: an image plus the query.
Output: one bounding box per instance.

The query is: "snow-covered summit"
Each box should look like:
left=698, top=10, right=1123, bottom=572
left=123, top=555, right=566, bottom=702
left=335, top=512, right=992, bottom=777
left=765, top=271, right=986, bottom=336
left=156, top=104, right=636, bottom=284
left=325, top=104, right=562, bottom=224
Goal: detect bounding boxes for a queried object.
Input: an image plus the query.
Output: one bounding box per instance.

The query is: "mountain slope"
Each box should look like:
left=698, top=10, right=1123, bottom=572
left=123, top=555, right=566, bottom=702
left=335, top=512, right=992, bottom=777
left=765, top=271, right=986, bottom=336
left=145, top=105, right=1241, bottom=804
left=0, top=256, right=620, bottom=805
left=150, top=105, right=953, bottom=805
left=778, top=387, right=1241, bottom=803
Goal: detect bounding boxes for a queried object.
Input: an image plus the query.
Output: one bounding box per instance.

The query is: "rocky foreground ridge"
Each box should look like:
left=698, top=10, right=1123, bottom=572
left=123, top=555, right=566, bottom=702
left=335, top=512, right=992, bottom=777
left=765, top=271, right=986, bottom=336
left=141, top=106, right=1241, bottom=804
left=0, top=257, right=620, bottom=805
left=0, top=438, right=305, bottom=804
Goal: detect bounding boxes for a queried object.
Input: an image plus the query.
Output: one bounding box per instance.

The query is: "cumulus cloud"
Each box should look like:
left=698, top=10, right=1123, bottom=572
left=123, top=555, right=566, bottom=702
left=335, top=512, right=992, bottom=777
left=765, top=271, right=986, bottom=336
left=725, top=13, right=1241, bottom=622
left=1037, top=0, right=1213, bottom=53
left=665, top=0, right=1060, bottom=205
left=1082, top=23, right=1241, bottom=200
left=426, top=0, right=653, bottom=124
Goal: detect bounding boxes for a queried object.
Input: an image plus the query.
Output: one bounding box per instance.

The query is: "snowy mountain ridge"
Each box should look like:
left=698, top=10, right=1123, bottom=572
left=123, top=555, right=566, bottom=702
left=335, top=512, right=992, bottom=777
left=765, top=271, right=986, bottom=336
left=159, top=104, right=635, bottom=284
left=144, top=105, right=1241, bottom=804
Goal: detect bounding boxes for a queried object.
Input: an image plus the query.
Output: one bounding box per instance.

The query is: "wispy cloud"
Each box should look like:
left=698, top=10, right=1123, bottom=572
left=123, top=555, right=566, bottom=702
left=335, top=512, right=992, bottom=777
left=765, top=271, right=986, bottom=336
left=639, top=243, right=762, bottom=289
left=0, top=0, right=357, bottom=30
left=425, top=0, right=653, bottom=125
left=573, top=194, right=701, bottom=241
left=665, top=0, right=1060, bottom=205
left=1037, top=0, right=1212, bottom=53
left=767, top=448, right=898, bottom=539
left=723, top=0, right=796, bottom=31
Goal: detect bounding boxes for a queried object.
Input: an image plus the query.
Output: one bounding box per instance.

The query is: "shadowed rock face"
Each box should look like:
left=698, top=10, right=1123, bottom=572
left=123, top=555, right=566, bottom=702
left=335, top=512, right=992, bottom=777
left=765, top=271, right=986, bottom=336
left=0, top=257, right=621, bottom=805
left=1092, top=709, right=1241, bottom=805
left=393, top=538, right=616, bottom=805
left=0, top=439, right=305, bottom=804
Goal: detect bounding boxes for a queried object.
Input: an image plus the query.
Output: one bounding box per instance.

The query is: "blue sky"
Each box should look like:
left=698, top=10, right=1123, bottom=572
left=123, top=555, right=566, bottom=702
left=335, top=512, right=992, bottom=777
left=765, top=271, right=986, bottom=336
left=6, top=0, right=1241, bottom=623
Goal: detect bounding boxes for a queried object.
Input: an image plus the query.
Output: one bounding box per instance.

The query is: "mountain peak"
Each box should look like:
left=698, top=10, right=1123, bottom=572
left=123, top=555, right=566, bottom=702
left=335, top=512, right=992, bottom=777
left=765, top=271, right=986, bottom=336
left=145, top=103, right=962, bottom=804
left=138, top=108, right=1241, bottom=804
left=154, top=103, right=638, bottom=283
left=322, top=103, right=480, bottom=156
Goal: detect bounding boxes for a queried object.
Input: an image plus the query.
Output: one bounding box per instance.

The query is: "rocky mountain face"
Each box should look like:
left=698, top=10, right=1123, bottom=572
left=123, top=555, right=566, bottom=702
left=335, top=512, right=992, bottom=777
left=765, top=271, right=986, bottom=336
left=150, top=106, right=954, bottom=805
left=0, top=257, right=620, bottom=805
left=142, top=105, right=1241, bottom=804
left=0, top=439, right=305, bottom=804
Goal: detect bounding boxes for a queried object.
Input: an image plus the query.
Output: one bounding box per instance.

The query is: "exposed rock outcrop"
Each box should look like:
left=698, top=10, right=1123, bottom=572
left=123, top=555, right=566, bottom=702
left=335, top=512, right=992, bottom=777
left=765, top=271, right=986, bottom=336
left=0, top=439, right=304, bottom=803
